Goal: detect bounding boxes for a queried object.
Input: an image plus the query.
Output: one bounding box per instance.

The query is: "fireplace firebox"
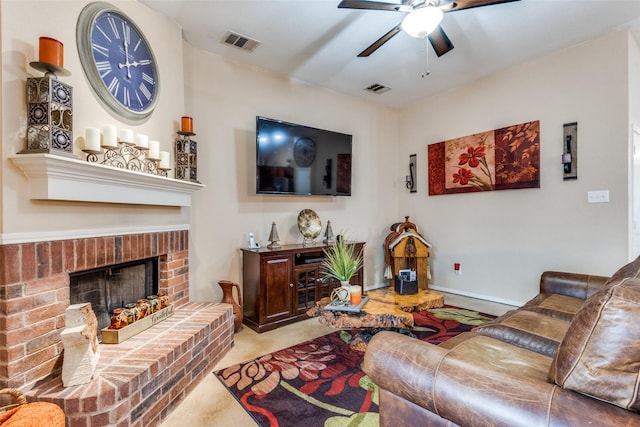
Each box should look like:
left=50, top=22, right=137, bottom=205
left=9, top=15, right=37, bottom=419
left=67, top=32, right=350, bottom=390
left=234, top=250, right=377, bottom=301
left=69, top=257, right=159, bottom=340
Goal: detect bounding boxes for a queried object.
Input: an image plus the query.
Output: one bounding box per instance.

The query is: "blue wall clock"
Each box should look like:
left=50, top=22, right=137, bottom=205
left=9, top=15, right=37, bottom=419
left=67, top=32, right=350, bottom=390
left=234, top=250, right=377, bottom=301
left=76, top=2, right=160, bottom=122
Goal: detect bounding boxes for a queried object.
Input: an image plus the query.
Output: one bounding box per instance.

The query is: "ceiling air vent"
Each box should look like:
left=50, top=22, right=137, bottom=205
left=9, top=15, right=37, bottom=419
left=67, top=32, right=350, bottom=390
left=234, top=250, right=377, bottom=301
left=365, top=83, right=391, bottom=94
left=221, top=31, right=261, bottom=52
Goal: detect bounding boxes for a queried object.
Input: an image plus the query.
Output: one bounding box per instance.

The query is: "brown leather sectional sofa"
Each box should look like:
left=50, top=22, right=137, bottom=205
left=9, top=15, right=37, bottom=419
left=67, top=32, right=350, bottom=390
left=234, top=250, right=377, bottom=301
left=364, top=258, right=640, bottom=426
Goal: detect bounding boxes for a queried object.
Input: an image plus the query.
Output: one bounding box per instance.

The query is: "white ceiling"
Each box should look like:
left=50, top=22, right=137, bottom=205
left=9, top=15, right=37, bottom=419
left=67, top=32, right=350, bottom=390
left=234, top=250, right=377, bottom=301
left=140, top=0, right=640, bottom=108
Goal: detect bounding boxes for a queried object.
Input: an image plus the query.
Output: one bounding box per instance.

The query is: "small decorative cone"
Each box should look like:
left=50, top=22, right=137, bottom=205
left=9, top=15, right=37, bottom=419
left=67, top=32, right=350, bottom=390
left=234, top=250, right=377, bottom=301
left=267, top=222, right=281, bottom=249
left=384, top=265, right=392, bottom=279
left=323, top=220, right=335, bottom=244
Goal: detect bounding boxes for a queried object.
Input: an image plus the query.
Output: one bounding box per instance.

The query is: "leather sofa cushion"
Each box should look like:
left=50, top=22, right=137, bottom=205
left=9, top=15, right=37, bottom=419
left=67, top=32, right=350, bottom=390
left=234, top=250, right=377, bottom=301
left=549, top=277, right=640, bottom=412
left=520, top=293, right=584, bottom=321
left=473, top=310, right=571, bottom=357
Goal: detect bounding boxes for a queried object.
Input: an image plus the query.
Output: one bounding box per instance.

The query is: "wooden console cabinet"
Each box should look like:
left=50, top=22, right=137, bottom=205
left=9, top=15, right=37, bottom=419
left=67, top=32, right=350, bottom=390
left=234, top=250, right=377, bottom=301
left=241, top=242, right=365, bottom=333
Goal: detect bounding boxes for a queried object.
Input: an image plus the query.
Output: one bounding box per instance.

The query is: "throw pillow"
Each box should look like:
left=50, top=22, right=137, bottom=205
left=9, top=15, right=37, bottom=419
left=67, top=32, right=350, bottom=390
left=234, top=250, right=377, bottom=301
left=549, top=277, right=640, bottom=412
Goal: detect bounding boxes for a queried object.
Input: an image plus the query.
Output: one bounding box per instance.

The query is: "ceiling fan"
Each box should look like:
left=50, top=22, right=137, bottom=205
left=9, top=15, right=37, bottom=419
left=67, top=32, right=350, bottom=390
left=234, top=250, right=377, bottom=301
left=338, top=0, right=520, bottom=58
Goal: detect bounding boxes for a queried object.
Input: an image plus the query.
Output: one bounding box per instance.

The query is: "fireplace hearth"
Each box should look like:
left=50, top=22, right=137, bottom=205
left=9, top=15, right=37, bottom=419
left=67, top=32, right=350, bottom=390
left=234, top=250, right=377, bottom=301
left=0, top=230, right=192, bottom=390
left=0, top=229, right=235, bottom=426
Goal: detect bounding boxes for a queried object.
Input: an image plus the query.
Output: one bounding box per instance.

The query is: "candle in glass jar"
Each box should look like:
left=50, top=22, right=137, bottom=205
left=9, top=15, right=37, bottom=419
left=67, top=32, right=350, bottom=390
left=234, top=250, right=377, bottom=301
left=119, top=128, right=133, bottom=144
left=148, top=140, right=160, bottom=160
left=181, top=116, right=193, bottom=133
left=84, top=127, right=101, bottom=151
left=102, top=125, right=117, bottom=148
left=39, top=37, right=64, bottom=67
left=349, top=285, right=362, bottom=305
left=159, top=151, right=170, bottom=169
left=135, top=134, right=148, bottom=149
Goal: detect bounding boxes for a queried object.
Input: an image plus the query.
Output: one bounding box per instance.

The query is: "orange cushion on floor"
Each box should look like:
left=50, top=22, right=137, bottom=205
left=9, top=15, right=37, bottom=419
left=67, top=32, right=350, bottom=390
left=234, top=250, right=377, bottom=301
left=0, top=402, right=64, bottom=426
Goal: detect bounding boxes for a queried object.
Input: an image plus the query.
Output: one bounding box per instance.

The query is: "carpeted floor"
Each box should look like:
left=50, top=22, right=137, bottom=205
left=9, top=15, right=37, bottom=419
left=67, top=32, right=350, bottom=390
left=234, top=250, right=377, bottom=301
left=215, top=306, right=494, bottom=427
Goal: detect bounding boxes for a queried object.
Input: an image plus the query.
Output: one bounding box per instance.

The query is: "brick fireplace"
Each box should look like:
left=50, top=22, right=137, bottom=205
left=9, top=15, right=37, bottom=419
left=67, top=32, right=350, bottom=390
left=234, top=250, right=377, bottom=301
left=0, top=229, right=234, bottom=426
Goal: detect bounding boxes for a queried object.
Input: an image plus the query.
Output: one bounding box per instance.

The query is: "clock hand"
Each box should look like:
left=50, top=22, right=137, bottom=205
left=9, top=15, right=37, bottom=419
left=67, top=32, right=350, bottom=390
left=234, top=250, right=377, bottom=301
left=118, top=22, right=133, bottom=79
left=127, top=59, right=152, bottom=68
left=122, top=36, right=132, bottom=79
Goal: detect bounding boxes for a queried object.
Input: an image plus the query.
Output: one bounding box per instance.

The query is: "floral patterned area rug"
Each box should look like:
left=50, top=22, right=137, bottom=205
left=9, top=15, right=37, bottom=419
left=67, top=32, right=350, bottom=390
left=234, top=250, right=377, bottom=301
left=215, top=306, right=495, bottom=427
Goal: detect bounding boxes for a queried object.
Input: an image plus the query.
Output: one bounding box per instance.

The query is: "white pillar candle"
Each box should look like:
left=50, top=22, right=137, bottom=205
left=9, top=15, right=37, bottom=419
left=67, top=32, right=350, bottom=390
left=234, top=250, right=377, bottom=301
left=159, top=151, right=170, bottom=169
left=135, top=134, right=149, bottom=149
left=148, top=140, right=160, bottom=160
left=102, top=125, right=118, bottom=148
left=118, top=128, right=134, bottom=144
left=84, top=127, right=100, bottom=151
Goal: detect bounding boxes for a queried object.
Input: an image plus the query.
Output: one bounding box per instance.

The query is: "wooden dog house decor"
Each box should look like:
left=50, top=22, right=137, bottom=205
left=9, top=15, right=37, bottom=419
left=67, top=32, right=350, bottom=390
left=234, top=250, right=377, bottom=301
left=384, top=217, right=432, bottom=290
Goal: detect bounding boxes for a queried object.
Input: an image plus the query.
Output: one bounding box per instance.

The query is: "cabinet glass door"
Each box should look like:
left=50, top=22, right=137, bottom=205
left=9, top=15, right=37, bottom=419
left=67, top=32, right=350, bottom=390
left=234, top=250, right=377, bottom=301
left=295, top=268, right=316, bottom=313
left=318, top=277, right=338, bottom=299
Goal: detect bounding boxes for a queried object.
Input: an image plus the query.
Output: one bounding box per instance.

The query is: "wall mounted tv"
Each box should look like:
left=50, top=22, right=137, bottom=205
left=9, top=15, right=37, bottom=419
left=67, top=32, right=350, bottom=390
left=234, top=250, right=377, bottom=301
left=256, top=116, right=352, bottom=196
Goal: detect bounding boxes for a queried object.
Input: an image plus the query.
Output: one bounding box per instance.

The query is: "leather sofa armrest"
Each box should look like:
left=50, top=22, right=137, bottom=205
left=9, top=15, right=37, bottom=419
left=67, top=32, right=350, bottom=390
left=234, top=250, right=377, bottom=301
left=364, top=331, right=638, bottom=427
left=363, top=331, right=447, bottom=414
left=540, top=271, right=609, bottom=299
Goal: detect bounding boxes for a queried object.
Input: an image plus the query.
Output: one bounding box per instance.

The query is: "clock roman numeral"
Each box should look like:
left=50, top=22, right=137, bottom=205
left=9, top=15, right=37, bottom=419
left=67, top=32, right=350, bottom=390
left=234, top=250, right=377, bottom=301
left=107, top=16, right=120, bottom=39
left=135, top=91, right=143, bottom=107
left=139, top=82, right=152, bottom=101
left=142, top=72, right=155, bottom=85
left=133, top=39, right=142, bottom=52
left=107, top=77, right=120, bottom=97
left=95, top=61, right=112, bottom=78
left=95, top=25, right=112, bottom=44
left=92, top=43, right=110, bottom=58
left=123, top=86, right=131, bottom=107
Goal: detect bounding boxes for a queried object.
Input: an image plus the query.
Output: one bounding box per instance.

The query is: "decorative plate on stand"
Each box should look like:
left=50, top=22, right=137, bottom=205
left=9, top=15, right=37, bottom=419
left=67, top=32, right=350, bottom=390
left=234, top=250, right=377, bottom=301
left=297, top=209, right=322, bottom=242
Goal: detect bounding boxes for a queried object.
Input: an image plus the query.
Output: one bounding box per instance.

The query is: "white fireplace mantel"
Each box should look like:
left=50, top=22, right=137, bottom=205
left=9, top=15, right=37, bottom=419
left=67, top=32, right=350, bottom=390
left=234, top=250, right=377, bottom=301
left=11, top=153, right=204, bottom=207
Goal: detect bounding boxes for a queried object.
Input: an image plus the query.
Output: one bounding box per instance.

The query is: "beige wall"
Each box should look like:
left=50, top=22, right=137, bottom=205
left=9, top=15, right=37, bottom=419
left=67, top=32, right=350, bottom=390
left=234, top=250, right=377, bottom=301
left=3, top=1, right=639, bottom=307
left=1, top=0, right=189, bottom=239
left=398, top=30, right=634, bottom=305
left=1, top=0, right=399, bottom=305
left=183, top=44, right=400, bottom=302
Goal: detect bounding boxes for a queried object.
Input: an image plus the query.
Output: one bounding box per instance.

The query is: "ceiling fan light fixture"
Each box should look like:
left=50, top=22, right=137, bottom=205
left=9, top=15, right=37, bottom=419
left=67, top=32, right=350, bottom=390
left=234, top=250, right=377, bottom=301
left=401, top=6, right=444, bottom=39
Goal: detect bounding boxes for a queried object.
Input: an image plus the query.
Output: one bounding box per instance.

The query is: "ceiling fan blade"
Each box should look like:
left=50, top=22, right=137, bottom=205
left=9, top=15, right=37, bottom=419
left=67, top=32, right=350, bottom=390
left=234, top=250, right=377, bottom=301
left=358, top=25, right=402, bottom=57
left=338, top=0, right=404, bottom=12
left=428, top=26, right=454, bottom=57
left=447, top=0, right=520, bottom=12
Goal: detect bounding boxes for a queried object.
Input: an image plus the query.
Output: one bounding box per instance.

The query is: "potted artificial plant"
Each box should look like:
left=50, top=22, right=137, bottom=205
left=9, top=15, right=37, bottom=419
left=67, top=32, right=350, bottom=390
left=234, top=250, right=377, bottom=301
left=321, top=237, right=363, bottom=287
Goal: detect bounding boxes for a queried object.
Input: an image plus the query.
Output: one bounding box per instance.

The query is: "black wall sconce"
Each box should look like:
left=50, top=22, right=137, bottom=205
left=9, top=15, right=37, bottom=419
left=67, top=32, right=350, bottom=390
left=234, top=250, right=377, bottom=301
left=406, top=154, right=417, bottom=193
left=562, top=122, right=578, bottom=180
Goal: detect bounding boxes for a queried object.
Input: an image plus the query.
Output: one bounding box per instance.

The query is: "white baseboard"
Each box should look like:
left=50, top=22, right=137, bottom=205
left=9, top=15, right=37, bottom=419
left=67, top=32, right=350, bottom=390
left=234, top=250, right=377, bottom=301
left=0, top=224, right=191, bottom=245
left=429, top=285, right=524, bottom=308
left=365, top=282, right=524, bottom=307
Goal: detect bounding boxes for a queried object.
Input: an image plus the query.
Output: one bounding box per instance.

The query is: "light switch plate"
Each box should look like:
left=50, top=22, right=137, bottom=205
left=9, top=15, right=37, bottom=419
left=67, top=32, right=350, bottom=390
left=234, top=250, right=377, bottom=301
left=587, top=190, right=609, bottom=203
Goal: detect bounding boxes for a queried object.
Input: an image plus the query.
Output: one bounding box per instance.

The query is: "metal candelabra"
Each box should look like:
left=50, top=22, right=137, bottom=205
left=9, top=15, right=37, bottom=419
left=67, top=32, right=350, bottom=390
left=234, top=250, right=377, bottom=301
left=82, top=140, right=170, bottom=177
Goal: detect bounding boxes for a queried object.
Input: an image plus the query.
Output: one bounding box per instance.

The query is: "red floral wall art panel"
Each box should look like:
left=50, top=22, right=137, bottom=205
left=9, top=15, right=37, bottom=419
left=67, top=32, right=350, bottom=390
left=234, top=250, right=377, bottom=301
left=428, top=120, right=540, bottom=195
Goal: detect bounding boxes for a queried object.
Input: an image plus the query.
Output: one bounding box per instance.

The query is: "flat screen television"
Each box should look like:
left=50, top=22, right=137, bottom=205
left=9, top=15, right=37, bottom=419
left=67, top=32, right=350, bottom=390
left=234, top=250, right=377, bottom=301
left=256, top=116, right=352, bottom=196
